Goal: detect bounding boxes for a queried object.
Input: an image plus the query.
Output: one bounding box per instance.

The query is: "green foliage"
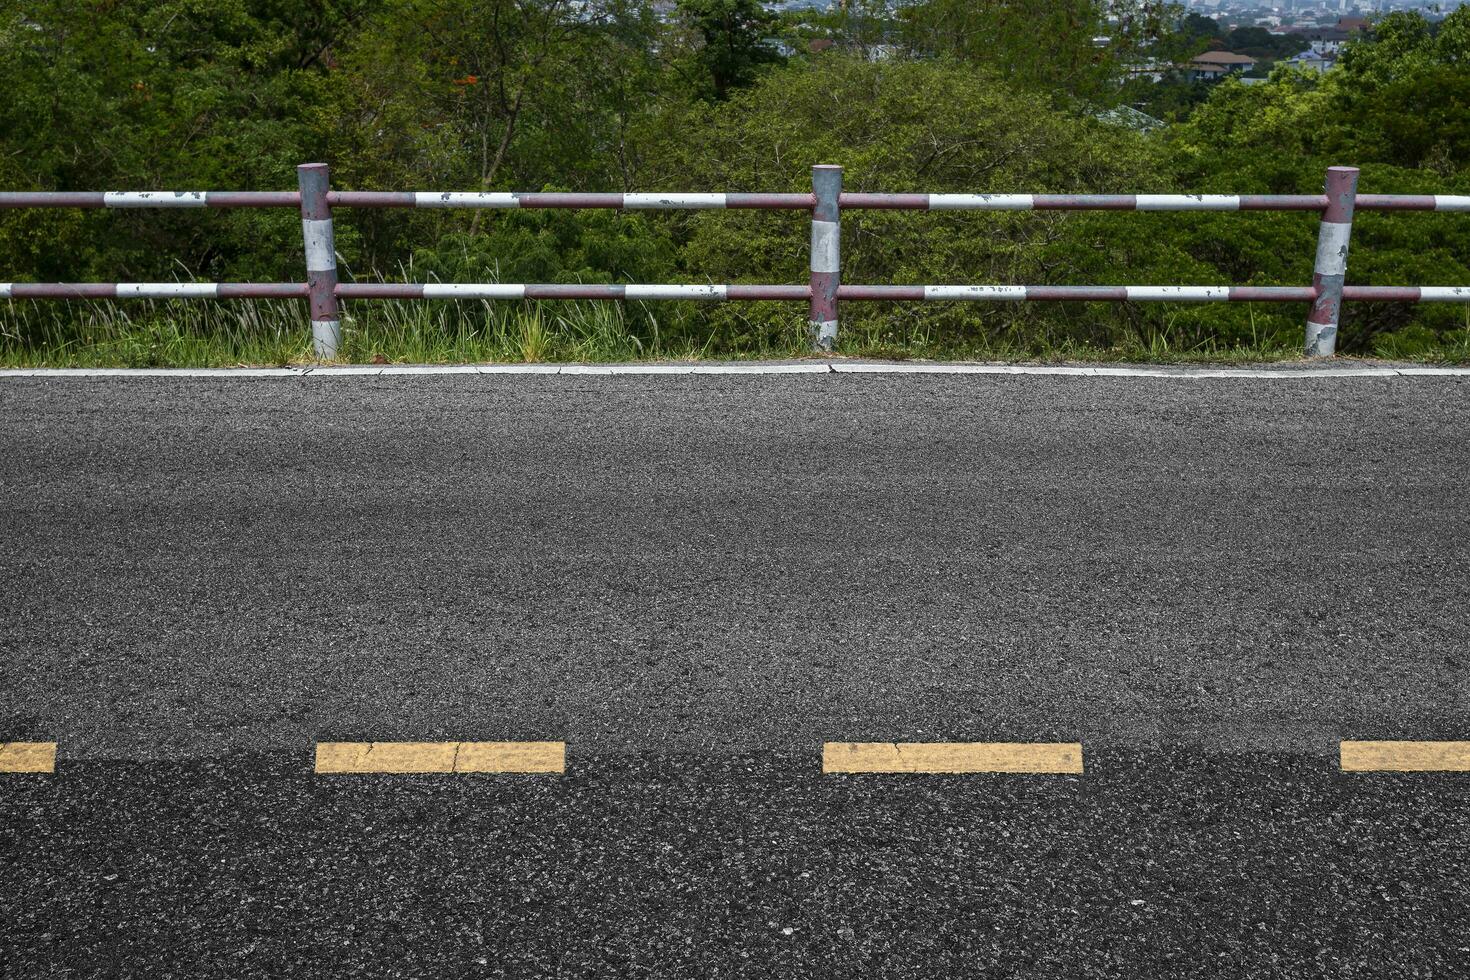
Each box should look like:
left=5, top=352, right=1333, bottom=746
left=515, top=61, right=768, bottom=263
left=673, top=0, right=783, bottom=101
left=1179, top=12, right=1221, bottom=42
left=1164, top=9, right=1470, bottom=348
left=1220, top=26, right=1309, bottom=61
left=1, top=1, right=1469, bottom=364
left=0, top=0, right=352, bottom=281
left=1118, top=76, right=1213, bottom=123
left=898, top=0, right=1177, bottom=103
left=408, top=207, right=677, bottom=285
left=647, top=57, right=1181, bottom=350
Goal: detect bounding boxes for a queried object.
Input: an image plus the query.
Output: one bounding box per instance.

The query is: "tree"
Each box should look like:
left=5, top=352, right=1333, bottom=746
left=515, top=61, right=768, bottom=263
left=0, top=0, right=368, bottom=282
left=1163, top=9, right=1470, bottom=348
left=1179, top=12, right=1221, bottom=43
left=1221, top=26, right=1308, bottom=60
left=674, top=0, right=783, bottom=101
left=645, top=56, right=1165, bottom=350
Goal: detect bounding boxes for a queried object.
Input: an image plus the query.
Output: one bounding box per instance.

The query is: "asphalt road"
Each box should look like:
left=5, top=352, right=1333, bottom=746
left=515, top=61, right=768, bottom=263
left=2, top=372, right=1468, bottom=976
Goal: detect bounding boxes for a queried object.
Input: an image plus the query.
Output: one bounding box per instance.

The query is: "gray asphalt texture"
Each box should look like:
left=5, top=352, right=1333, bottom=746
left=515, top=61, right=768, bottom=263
left=2, top=373, right=1468, bottom=977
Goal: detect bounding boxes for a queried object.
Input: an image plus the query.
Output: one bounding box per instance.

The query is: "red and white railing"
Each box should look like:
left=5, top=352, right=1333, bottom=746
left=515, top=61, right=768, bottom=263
left=2, top=164, right=1468, bottom=358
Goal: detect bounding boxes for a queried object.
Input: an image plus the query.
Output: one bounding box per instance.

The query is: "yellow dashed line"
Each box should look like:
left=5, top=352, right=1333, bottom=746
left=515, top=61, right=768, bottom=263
left=0, top=742, right=57, bottom=773
left=1340, top=740, right=1470, bottom=772
left=314, top=741, right=565, bottom=774
left=823, top=741, right=1084, bottom=774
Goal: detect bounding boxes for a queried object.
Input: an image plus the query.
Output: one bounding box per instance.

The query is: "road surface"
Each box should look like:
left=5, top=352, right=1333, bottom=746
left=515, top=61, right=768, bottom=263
left=2, top=370, right=1467, bottom=976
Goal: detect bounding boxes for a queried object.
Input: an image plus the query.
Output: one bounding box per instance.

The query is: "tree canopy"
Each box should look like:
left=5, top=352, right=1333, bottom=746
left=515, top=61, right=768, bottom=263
left=2, top=2, right=1468, bottom=358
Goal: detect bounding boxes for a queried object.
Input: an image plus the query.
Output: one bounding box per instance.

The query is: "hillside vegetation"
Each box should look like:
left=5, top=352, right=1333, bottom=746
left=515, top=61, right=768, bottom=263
left=2, top=1, right=1468, bottom=365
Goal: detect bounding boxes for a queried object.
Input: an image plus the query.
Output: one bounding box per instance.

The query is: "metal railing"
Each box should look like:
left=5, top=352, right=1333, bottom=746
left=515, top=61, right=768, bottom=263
left=2, top=163, right=1468, bottom=358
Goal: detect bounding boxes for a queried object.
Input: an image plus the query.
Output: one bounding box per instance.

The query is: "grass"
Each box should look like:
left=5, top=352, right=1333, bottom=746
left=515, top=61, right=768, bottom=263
left=2, top=296, right=1468, bottom=367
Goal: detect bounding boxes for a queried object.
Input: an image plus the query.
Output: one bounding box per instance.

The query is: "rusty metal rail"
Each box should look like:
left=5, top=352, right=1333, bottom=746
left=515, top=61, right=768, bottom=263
left=3, top=164, right=1468, bottom=358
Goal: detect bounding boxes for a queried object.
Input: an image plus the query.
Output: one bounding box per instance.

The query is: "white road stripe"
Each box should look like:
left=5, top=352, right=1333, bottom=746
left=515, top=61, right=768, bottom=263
left=561, top=363, right=697, bottom=374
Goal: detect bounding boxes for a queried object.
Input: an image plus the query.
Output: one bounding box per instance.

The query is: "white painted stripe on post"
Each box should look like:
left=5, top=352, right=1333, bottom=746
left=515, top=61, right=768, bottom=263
left=928, top=194, right=1034, bottom=210
left=625, top=284, right=727, bottom=300
left=811, top=220, right=840, bottom=273
left=103, top=191, right=207, bottom=208
left=116, top=283, right=219, bottom=299
left=923, top=285, right=1027, bottom=301
left=313, top=320, right=342, bottom=359
left=0, top=283, right=9, bottom=298
left=1125, top=286, right=1231, bottom=302
left=623, top=193, right=727, bottom=209
left=302, top=218, right=336, bottom=272
left=414, top=192, right=519, bottom=208
left=422, top=284, right=526, bottom=299
left=1135, top=195, right=1240, bottom=211
left=1434, top=196, right=1470, bottom=212
left=1420, top=286, right=1470, bottom=302
left=1313, top=221, right=1352, bottom=275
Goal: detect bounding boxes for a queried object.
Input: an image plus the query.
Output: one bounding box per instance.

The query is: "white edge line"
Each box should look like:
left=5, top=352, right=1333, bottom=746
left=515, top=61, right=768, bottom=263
left=0, top=367, right=312, bottom=377
left=561, top=363, right=697, bottom=375
left=1, top=364, right=1465, bottom=379
left=475, top=364, right=562, bottom=375
left=693, top=363, right=831, bottom=374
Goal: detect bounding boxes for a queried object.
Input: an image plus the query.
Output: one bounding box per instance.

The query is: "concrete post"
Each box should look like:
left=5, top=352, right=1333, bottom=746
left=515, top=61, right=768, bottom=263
left=1305, top=166, right=1359, bottom=358
left=297, top=163, right=341, bottom=359
left=809, top=164, right=842, bottom=352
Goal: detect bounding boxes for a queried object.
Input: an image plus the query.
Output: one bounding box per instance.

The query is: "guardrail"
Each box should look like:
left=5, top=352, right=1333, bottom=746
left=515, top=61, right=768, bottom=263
left=2, top=163, right=1468, bottom=359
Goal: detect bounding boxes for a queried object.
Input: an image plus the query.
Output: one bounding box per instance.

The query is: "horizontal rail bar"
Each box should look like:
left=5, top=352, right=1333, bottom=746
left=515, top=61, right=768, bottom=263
left=839, top=193, right=1332, bottom=211
left=5, top=283, right=1467, bottom=303
left=839, top=194, right=1470, bottom=213
left=334, top=283, right=811, bottom=300
left=1356, top=195, right=1470, bottom=212
left=0, top=191, right=300, bottom=209
left=0, top=190, right=816, bottom=211
left=3, top=191, right=1466, bottom=213
left=328, top=191, right=815, bottom=210
left=1, top=283, right=308, bottom=299
left=838, top=285, right=1469, bottom=302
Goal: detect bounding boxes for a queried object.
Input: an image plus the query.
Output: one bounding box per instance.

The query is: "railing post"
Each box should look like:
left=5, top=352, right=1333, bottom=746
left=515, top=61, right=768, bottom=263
left=297, top=163, right=341, bottom=360
left=809, top=164, right=842, bottom=352
left=1305, top=165, right=1359, bottom=358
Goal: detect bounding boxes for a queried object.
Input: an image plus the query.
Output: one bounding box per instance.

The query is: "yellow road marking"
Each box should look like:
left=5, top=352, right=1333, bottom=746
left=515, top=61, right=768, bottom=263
left=1340, top=741, right=1470, bottom=772
left=0, top=742, right=57, bottom=773
left=823, top=741, right=1083, bottom=774
left=314, top=741, right=565, bottom=774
